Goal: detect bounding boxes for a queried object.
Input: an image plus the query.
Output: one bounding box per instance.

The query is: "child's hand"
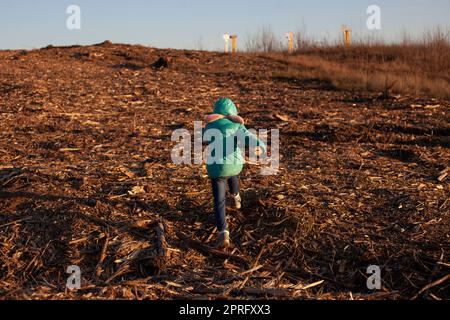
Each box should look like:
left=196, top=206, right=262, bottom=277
left=255, top=146, right=263, bottom=157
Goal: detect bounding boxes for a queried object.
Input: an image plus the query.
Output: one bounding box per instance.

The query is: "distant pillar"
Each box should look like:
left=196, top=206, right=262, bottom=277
left=341, top=25, right=352, bottom=47
left=230, top=35, right=238, bottom=54
left=344, top=30, right=351, bottom=47
left=223, top=33, right=230, bottom=53
left=286, top=32, right=294, bottom=54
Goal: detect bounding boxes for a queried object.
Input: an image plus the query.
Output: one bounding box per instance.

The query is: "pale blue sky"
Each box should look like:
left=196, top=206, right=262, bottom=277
left=0, top=0, right=449, bottom=50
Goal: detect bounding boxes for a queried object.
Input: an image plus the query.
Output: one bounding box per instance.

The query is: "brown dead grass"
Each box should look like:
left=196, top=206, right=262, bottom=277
left=269, top=42, right=450, bottom=98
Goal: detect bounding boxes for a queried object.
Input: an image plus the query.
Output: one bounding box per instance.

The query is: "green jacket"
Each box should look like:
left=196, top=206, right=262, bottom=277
left=203, top=98, right=266, bottom=179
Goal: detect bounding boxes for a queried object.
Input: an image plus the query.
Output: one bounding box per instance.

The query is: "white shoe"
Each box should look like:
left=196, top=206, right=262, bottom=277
left=232, top=193, right=242, bottom=210
left=216, top=231, right=230, bottom=249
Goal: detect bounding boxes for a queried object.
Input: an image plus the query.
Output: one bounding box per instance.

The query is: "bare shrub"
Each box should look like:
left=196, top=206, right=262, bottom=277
left=245, top=25, right=282, bottom=53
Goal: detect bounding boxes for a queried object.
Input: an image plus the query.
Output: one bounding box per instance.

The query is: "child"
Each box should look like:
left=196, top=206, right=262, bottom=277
left=203, top=98, right=266, bottom=249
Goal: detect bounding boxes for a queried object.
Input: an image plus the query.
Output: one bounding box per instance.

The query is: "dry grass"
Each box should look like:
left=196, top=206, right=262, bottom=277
left=249, top=28, right=450, bottom=98
left=270, top=50, right=450, bottom=98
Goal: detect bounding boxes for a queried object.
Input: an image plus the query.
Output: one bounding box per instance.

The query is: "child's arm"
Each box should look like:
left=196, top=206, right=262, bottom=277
left=240, top=125, right=267, bottom=158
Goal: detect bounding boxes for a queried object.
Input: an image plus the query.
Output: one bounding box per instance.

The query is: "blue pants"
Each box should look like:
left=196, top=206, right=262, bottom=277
left=211, top=176, right=239, bottom=232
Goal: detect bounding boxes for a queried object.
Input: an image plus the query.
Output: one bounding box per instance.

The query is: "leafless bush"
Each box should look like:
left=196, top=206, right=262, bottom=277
left=244, top=25, right=282, bottom=53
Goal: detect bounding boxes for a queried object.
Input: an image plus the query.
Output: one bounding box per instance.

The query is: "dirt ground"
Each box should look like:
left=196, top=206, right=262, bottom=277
left=0, top=43, right=449, bottom=300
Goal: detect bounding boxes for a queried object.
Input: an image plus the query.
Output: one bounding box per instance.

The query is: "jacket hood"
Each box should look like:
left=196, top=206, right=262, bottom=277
left=213, top=98, right=238, bottom=116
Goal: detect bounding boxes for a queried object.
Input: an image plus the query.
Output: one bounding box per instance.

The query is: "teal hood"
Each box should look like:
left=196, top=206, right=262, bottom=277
left=213, top=98, right=238, bottom=117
